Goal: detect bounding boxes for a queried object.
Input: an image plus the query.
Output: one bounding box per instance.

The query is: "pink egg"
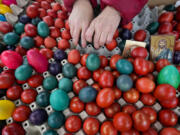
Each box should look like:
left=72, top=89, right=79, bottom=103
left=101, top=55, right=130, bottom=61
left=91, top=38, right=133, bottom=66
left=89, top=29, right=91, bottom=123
left=27, top=49, right=48, bottom=73
left=1, top=50, right=23, bottom=69
left=2, top=0, right=17, bottom=6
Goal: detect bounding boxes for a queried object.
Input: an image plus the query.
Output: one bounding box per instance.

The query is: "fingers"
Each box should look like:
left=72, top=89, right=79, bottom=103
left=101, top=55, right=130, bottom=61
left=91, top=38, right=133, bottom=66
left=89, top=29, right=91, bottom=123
left=72, top=26, right=81, bottom=45
left=85, top=22, right=95, bottom=43
left=106, top=30, right=114, bottom=44
left=99, top=29, right=108, bottom=47
left=81, top=25, right=88, bottom=48
left=94, top=29, right=101, bottom=49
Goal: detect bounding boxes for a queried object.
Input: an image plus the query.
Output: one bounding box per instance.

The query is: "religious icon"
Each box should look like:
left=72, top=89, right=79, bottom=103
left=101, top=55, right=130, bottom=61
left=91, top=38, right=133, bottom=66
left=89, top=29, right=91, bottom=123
left=122, top=40, right=146, bottom=58
left=150, top=35, right=175, bottom=63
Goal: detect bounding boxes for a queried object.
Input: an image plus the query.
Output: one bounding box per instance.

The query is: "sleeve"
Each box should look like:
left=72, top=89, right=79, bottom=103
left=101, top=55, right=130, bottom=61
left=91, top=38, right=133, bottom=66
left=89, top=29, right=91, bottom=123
left=101, top=0, right=148, bottom=25
left=63, top=0, right=76, bottom=12
left=63, top=0, right=97, bottom=12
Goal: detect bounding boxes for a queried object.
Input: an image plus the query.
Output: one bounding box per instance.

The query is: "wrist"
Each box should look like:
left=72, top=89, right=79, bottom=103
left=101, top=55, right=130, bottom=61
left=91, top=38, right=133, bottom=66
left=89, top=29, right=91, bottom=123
left=74, top=0, right=91, bottom=7
left=106, top=6, right=121, bottom=17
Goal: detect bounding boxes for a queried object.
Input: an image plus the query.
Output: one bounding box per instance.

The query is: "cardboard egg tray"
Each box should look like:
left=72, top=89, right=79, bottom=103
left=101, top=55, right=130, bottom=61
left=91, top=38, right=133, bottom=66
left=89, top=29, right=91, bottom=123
left=0, top=1, right=180, bottom=134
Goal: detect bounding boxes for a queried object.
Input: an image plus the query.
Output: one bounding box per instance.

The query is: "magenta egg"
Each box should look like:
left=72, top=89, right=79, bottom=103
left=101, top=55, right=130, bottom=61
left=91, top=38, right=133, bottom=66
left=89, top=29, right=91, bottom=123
left=27, top=49, right=48, bottom=73
left=1, top=50, right=23, bottom=69
left=2, top=0, right=16, bottom=6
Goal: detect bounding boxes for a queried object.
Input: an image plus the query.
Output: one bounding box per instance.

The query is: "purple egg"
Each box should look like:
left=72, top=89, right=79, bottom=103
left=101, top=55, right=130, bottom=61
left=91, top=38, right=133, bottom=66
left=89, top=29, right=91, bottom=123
left=174, top=51, right=180, bottom=64
left=48, top=62, right=62, bottom=75
left=19, top=15, right=31, bottom=24
left=54, top=49, right=67, bottom=62
left=29, top=109, right=48, bottom=125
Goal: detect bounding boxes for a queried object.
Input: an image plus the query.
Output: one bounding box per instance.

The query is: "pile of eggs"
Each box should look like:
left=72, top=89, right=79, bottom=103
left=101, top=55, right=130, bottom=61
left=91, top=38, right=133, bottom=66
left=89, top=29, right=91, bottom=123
left=0, top=0, right=180, bottom=135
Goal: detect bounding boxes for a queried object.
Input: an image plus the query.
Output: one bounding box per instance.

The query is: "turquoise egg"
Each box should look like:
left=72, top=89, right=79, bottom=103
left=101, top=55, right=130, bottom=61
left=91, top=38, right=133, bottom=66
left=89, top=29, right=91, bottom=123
left=20, top=36, right=35, bottom=49
left=116, top=75, right=133, bottom=92
left=3, top=32, right=20, bottom=46
left=48, top=111, right=65, bottom=129
left=43, top=76, right=58, bottom=91
left=37, top=21, right=49, bottom=38
left=62, top=63, right=77, bottom=79
left=79, top=86, right=97, bottom=103
left=43, top=130, right=58, bottom=135
left=36, top=91, right=50, bottom=107
left=157, top=65, right=180, bottom=89
left=116, top=59, right=133, bottom=74
left=58, top=78, right=73, bottom=92
left=31, top=17, right=41, bottom=26
left=15, top=64, right=33, bottom=81
left=14, top=22, right=24, bottom=35
left=50, top=89, right=69, bottom=111
left=86, top=54, right=100, bottom=71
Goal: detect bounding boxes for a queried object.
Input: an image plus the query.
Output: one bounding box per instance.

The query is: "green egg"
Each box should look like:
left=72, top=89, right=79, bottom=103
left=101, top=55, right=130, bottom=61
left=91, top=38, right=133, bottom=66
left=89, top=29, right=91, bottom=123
left=62, top=63, right=77, bottom=79
left=157, top=65, right=180, bottom=89
left=43, top=76, right=58, bottom=91
left=36, top=91, right=50, bottom=107
left=86, top=54, right=100, bottom=71
left=146, top=22, right=159, bottom=34
left=48, top=111, right=65, bottom=129
left=50, top=89, right=69, bottom=111
left=58, top=78, right=73, bottom=92
left=37, top=21, right=49, bottom=38
left=164, top=4, right=176, bottom=11
left=14, top=22, right=24, bottom=34
left=15, top=64, right=33, bottom=81
left=20, top=36, right=35, bottom=49
left=3, top=32, right=20, bottom=46
left=43, top=130, right=58, bottom=135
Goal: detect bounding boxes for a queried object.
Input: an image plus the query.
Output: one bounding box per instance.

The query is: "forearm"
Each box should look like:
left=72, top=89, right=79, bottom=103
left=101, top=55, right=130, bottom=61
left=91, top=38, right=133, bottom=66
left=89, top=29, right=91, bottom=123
left=148, top=0, right=178, bottom=7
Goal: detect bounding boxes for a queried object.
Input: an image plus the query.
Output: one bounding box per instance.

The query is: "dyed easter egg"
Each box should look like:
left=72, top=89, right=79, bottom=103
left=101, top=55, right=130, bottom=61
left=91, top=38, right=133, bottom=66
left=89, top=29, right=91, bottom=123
left=0, top=4, right=12, bottom=14
left=14, top=22, right=24, bottom=34
left=3, top=32, right=19, bottom=46
left=43, top=76, right=58, bottom=91
left=1, top=50, right=22, bottom=69
left=37, top=21, right=49, bottom=38
left=86, top=54, right=100, bottom=71
left=58, top=78, right=73, bottom=92
left=48, top=111, right=65, bottom=129
left=157, top=65, right=180, bottom=89
left=79, top=86, right=97, bottom=103
left=15, top=64, right=33, bottom=81
left=116, top=59, right=133, bottom=74
left=50, top=89, right=69, bottom=111
left=27, top=49, right=48, bottom=73
left=0, top=14, right=6, bottom=21
left=29, top=109, right=48, bottom=125
left=62, top=63, right=77, bottom=78
left=116, top=75, right=133, bottom=91
left=0, top=100, right=15, bottom=120
left=2, top=0, right=16, bottom=6
left=20, top=36, right=35, bottom=49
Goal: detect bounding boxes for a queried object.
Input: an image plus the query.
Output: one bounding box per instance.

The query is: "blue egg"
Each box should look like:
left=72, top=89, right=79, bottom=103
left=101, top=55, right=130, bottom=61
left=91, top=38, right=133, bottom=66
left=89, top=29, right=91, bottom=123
left=79, top=86, right=97, bottom=103
left=116, top=75, right=133, bottom=92
left=116, top=59, right=133, bottom=74
left=0, top=14, right=6, bottom=21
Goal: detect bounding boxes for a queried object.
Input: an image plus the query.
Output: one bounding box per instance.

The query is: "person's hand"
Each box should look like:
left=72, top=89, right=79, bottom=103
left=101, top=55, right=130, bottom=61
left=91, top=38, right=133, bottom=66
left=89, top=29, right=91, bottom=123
left=68, top=0, right=93, bottom=47
left=85, top=6, right=121, bottom=49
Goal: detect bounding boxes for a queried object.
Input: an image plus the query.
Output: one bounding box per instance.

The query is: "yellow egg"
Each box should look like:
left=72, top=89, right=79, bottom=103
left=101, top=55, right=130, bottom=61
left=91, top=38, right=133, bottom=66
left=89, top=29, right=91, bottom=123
left=0, top=100, right=15, bottom=120
left=0, top=4, right=12, bottom=15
